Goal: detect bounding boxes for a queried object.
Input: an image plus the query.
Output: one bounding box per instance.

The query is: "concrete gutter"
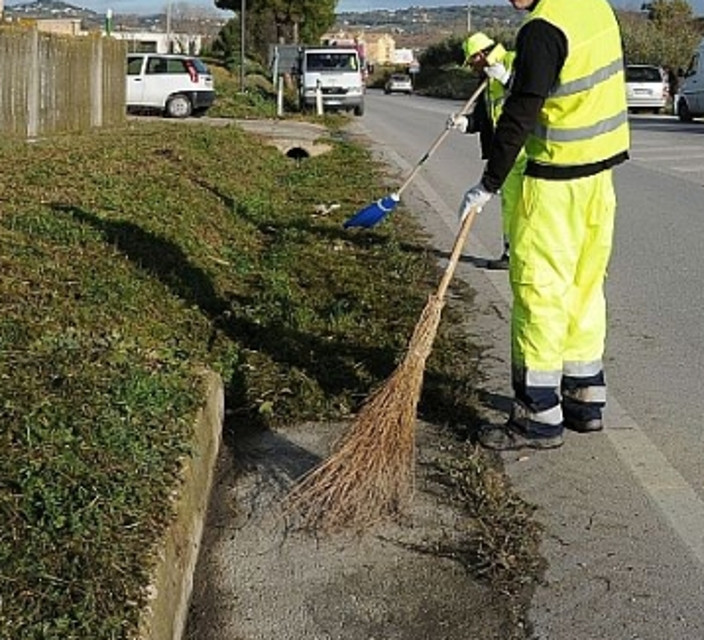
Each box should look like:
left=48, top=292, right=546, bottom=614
left=137, top=370, right=224, bottom=640
left=127, top=115, right=335, bottom=159
left=234, top=118, right=333, bottom=158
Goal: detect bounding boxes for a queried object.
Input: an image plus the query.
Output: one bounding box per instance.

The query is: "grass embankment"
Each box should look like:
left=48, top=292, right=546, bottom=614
left=0, top=117, right=541, bottom=638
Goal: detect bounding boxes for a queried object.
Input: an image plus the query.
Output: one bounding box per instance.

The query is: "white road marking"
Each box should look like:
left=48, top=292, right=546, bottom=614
left=606, top=402, right=704, bottom=567
left=632, top=153, right=704, bottom=162
left=668, top=165, right=704, bottom=172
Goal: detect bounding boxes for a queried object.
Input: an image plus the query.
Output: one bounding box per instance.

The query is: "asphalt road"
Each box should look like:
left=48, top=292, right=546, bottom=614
left=354, top=89, right=704, bottom=639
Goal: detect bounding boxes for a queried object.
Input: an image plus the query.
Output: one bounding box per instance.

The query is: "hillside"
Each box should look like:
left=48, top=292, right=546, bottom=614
left=2, top=0, right=224, bottom=32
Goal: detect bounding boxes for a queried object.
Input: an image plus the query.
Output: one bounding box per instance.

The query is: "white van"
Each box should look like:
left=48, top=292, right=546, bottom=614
left=298, top=47, right=365, bottom=116
left=675, top=39, right=704, bottom=122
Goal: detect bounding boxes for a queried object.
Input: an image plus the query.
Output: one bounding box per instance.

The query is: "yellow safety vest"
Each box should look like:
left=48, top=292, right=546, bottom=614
left=523, top=0, right=630, bottom=167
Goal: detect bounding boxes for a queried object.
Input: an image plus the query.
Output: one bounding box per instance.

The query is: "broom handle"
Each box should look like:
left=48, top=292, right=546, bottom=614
left=436, top=206, right=480, bottom=301
left=397, top=79, right=488, bottom=198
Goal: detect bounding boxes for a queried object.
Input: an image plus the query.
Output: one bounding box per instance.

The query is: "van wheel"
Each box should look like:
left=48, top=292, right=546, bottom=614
left=166, top=94, right=192, bottom=118
left=677, top=97, right=693, bottom=122
left=353, top=103, right=365, bottom=116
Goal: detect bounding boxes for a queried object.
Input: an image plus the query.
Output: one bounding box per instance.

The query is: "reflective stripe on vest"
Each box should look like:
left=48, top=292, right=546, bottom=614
left=524, top=0, right=630, bottom=167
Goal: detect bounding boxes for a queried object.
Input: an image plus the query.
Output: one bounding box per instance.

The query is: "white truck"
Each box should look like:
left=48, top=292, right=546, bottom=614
left=297, top=46, right=365, bottom=116
left=676, top=38, right=704, bottom=122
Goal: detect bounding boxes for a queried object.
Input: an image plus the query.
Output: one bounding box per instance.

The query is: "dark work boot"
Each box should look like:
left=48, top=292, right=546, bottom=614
left=563, top=415, right=604, bottom=433
left=478, top=420, right=564, bottom=451
left=486, top=252, right=509, bottom=271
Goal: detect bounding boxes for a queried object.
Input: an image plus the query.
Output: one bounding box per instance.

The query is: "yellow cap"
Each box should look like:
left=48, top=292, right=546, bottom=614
left=463, top=32, right=495, bottom=62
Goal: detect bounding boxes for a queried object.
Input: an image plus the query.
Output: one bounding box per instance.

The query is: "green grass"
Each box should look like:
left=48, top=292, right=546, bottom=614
left=0, top=117, right=539, bottom=638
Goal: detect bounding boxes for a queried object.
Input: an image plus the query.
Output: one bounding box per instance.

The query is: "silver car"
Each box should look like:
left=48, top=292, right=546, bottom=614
left=384, top=73, right=413, bottom=95
left=625, top=64, right=668, bottom=113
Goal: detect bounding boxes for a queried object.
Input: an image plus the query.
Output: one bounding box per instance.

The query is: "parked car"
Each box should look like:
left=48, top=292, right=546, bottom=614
left=384, top=73, right=413, bottom=95
left=625, top=64, right=668, bottom=113
left=675, top=38, right=704, bottom=122
left=126, top=54, right=215, bottom=118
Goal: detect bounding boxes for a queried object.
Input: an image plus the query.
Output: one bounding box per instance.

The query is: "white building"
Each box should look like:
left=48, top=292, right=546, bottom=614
left=108, top=31, right=203, bottom=55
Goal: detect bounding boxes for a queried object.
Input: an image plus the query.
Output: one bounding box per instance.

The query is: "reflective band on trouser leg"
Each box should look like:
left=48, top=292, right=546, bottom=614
left=509, top=172, right=615, bottom=433
left=561, top=171, right=615, bottom=421
left=562, top=364, right=606, bottom=422
left=511, top=366, right=564, bottom=437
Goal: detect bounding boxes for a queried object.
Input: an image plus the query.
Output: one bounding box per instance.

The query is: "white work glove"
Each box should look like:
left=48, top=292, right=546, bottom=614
left=446, top=112, right=469, bottom=133
left=484, top=62, right=511, bottom=86
left=458, top=182, right=493, bottom=221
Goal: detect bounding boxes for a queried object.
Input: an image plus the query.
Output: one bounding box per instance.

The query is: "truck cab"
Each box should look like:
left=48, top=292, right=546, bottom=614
left=676, top=39, right=704, bottom=122
left=298, top=47, right=365, bottom=116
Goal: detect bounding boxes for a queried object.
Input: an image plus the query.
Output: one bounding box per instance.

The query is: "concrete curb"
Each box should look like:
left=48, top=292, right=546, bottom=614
left=137, top=370, right=224, bottom=640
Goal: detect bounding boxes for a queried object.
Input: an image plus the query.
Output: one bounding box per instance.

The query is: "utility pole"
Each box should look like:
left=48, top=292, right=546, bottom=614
left=240, top=0, right=246, bottom=92
left=166, top=0, right=173, bottom=53
left=105, top=8, right=113, bottom=36
left=467, top=2, right=471, bottom=33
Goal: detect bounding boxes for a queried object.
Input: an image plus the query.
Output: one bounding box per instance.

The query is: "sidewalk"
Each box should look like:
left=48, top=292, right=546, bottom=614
left=185, top=419, right=532, bottom=640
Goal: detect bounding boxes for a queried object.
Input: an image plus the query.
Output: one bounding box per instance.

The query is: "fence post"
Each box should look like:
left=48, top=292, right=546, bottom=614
left=276, top=75, right=284, bottom=117
left=91, top=37, right=103, bottom=128
left=315, top=78, right=323, bottom=115
left=27, top=28, right=40, bottom=139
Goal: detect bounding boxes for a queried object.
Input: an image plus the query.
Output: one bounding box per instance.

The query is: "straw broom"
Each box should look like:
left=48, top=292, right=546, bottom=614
left=283, top=206, right=480, bottom=533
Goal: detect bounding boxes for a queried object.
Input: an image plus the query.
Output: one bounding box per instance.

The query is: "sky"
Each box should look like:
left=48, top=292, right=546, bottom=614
left=6, top=0, right=230, bottom=14
left=6, top=0, right=704, bottom=16
left=335, top=0, right=704, bottom=15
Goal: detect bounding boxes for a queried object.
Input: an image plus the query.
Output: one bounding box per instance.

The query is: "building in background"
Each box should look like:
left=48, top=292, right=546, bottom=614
left=363, top=33, right=397, bottom=66
left=108, top=30, right=203, bottom=54
left=35, top=18, right=83, bottom=36
left=321, top=30, right=399, bottom=67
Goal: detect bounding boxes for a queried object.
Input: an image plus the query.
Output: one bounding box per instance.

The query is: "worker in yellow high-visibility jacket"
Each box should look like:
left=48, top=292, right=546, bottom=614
left=457, top=0, right=630, bottom=450
left=449, top=32, right=527, bottom=270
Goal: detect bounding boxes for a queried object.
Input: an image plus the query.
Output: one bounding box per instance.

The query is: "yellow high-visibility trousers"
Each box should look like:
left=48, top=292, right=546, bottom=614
left=500, top=149, right=527, bottom=247
left=509, top=170, right=616, bottom=430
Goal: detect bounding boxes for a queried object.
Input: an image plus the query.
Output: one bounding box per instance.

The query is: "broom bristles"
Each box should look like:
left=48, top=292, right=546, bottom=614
left=283, top=294, right=446, bottom=533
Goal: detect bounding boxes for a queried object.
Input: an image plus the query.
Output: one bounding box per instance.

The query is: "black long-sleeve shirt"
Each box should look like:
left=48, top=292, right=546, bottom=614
left=466, top=90, right=494, bottom=159
left=481, top=17, right=628, bottom=192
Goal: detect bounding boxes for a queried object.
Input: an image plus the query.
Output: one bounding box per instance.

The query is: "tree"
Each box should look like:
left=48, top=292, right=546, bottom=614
left=418, top=36, right=464, bottom=69
left=161, top=2, right=224, bottom=54
left=215, top=0, right=335, bottom=62
left=211, top=17, right=241, bottom=69
left=618, top=0, right=700, bottom=72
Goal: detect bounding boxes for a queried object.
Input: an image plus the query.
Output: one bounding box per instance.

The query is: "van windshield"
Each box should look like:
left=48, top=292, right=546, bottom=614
left=306, top=53, right=358, bottom=71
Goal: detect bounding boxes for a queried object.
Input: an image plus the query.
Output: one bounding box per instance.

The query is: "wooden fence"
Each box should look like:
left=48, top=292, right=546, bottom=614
left=0, top=27, right=127, bottom=138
